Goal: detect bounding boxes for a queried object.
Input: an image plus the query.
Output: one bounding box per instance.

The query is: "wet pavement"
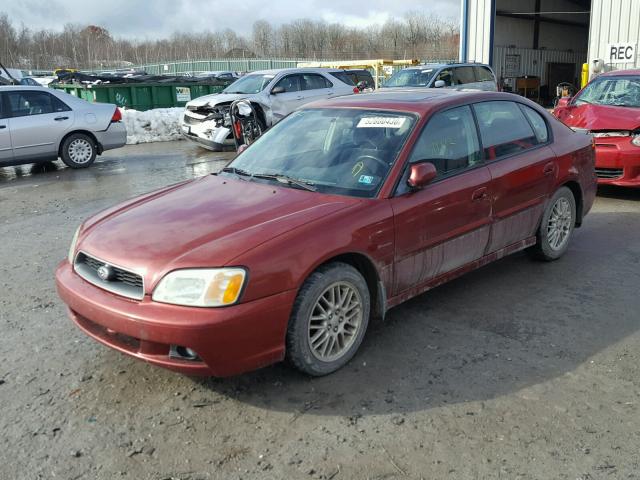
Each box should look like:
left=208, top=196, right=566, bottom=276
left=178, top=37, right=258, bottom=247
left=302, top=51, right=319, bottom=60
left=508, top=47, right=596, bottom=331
left=1, top=141, right=639, bottom=479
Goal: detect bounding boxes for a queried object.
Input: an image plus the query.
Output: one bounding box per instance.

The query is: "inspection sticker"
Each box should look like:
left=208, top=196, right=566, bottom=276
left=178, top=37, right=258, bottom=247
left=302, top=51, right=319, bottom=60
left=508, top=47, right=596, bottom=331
left=357, top=116, right=406, bottom=129
left=358, top=175, right=375, bottom=185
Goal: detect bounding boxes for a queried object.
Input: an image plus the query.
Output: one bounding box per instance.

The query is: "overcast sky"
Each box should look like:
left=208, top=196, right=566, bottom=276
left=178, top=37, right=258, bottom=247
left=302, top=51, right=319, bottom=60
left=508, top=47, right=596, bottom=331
left=3, top=0, right=460, bottom=38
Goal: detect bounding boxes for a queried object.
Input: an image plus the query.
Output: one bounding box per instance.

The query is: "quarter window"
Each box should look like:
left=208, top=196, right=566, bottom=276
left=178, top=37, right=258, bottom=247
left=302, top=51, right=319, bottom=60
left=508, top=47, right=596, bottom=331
left=473, top=101, right=539, bottom=160
left=519, top=104, right=549, bottom=143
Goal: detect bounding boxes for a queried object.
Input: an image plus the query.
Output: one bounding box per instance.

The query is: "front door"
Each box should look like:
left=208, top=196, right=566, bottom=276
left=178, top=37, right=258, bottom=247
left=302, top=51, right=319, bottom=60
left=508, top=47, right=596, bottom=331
left=6, top=89, right=74, bottom=162
left=472, top=100, right=556, bottom=252
left=269, top=74, right=305, bottom=124
left=390, top=105, right=492, bottom=294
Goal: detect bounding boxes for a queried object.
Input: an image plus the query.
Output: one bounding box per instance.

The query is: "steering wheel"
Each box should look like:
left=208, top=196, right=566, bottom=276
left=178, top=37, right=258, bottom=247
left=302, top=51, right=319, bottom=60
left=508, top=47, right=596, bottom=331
left=354, top=154, right=389, bottom=172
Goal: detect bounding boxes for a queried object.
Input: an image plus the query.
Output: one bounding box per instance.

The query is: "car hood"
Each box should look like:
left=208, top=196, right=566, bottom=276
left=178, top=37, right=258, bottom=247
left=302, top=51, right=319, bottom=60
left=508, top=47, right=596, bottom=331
left=187, top=93, right=257, bottom=108
left=557, top=103, right=640, bottom=131
left=76, top=175, right=359, bottom=291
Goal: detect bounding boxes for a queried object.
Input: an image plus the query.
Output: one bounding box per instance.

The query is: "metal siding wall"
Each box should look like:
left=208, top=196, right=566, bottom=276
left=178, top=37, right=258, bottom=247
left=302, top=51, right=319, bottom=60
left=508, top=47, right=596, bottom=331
left=494, top=46, right=587, bottom=85
left=466, top=0, right=493, bottom=64
left=588, top=0, right=640, bottom=70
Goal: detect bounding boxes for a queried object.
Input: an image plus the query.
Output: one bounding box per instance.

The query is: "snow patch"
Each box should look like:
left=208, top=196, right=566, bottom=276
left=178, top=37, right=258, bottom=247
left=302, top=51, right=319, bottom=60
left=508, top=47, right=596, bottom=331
left=120, top=107, right=184, bottom=144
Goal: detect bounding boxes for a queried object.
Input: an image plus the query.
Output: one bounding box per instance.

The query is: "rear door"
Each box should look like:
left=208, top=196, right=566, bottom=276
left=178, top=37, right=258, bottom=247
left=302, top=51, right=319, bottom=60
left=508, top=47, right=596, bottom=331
left=473, top=100, right=556, bottom=252
left=7, top=89, right=74, bottom=162
left=473, top=66, right=498, bottom=91
left=0, top=93, right=13, bottom=163
left=390, top=105, right=492, bottom=294
left=299, top=73, right=337, bottom=100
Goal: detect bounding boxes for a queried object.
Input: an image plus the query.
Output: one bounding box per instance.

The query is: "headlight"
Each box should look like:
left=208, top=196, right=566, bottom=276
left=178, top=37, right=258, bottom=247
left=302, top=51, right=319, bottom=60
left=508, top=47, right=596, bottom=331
left=68, top=226, right=80, bottom=264
left=632, top=135, right=640, bottom=147
left=152, top=268, right=246, bottom=307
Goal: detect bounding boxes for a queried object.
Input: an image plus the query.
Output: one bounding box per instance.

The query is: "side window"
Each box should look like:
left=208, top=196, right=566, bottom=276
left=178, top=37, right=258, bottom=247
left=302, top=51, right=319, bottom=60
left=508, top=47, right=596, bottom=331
left=474, top=101, right=539, bottom=160
left=330, top=72, right=355, bottom=85
left=408, top=105, right=482, bottom=176
left=475, top=66, right=495, bottom=82
left=519, top=104, right=549, bottom=143
left=300, top=73, right=332, bottom=91
left=0, top=94, right=4, bottom=119
left=7, top=91, right=57, bottom=117
left=453, top=66, right=476, bottom=85
left=435, top=68, right=453, bottom=87
left=274, top=75, right=300, bottom=93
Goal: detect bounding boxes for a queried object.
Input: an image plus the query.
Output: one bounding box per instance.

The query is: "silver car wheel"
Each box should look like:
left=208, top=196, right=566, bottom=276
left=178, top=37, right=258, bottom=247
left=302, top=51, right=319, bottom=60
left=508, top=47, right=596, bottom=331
left=547, top=197, right=572, bottom=251
left=308, top=281, right=363, bottom=362
left=67, top=138, right=93, bottom=164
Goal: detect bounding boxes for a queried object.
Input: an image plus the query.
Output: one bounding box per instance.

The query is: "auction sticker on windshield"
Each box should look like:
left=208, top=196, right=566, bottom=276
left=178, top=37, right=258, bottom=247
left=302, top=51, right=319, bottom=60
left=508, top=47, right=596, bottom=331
left=357, top=117, right=406, bottom=128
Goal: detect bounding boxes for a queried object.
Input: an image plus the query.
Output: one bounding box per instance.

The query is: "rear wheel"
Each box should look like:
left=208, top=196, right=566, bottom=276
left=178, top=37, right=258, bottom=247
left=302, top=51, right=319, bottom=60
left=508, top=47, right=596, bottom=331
left=529, top=186, right=576, bottom=261
left=60, top=133, right=97, bottom=168
left=286, top=262, right=370, bottom=376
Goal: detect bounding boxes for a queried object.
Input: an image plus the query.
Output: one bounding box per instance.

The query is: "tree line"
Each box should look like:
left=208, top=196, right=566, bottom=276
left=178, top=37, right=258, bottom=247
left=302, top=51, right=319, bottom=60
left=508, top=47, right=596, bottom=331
left=0, top=12, right=459, bottom=71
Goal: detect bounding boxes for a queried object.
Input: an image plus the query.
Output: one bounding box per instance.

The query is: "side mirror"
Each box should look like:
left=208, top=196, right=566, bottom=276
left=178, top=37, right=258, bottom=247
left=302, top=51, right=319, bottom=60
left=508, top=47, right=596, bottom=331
left=556, top=96, right=572, bottom=108
left=407, top=162, right=437, bottom=190
left=434, top=80, right=446, bottom=88
left=237, top=144, right=249, bottom=154
left=271, top=86, right=285, bottom=95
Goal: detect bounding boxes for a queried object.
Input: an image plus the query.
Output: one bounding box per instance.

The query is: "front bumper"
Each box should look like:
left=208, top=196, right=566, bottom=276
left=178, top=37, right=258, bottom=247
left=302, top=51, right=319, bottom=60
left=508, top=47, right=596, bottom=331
left=94, top=122, right=127, bottom=152
left=55, top=261, right=296, bottom=377
left=181, top=116, right=231, bottom=152
left=593, top=136, right=640, bottom=187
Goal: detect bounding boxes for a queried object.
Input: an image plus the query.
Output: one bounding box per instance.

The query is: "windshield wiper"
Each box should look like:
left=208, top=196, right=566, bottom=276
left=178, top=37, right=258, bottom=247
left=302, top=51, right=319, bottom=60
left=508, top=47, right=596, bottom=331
left=220, top=168, right=317, bottom=191
left=220, top=166, right=253, bottom=177
left=252, top=173, right=317, bottom=192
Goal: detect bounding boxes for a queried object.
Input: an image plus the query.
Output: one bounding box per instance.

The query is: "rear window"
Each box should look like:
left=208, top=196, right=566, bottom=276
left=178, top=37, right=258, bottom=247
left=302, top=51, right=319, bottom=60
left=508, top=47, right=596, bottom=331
left=473, top=101, right=539, bottom=160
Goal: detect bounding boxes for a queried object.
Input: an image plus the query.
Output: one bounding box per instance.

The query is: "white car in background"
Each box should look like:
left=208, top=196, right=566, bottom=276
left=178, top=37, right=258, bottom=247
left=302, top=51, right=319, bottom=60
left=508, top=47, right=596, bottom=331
left=0, top=86, right=126, bottom=168
left=181, top=67, right=360, bottom=151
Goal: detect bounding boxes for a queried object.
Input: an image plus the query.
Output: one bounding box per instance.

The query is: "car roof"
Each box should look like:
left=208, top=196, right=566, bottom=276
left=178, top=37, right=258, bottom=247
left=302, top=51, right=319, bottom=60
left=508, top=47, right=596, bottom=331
left=248, top=67, right=345, bottom=76
left=600, top=69, right=640, bottom=77
left=402, top=62, right=493, bottom=71
left=306, top=89, right=522, bottom=115
left=0, top=85, right=47, bottom=91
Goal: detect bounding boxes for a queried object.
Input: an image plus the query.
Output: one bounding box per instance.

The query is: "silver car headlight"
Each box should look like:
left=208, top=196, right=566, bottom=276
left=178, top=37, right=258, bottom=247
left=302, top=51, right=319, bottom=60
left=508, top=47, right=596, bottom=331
left=152, top=268, right=246, bottom=307
left=68, top=226, right=81, bottom=264
left=632, top=135, right=640, bottom=147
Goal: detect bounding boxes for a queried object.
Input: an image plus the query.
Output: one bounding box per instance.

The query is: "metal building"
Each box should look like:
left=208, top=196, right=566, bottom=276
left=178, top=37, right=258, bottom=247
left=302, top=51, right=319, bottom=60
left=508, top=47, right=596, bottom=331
left=460, top=0, right=640, bottom=100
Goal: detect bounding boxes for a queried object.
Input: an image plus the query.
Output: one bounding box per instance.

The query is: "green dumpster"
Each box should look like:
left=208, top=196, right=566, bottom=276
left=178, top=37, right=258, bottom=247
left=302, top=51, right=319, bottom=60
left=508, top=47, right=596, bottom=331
left=51, top=83, right=227, bottom=111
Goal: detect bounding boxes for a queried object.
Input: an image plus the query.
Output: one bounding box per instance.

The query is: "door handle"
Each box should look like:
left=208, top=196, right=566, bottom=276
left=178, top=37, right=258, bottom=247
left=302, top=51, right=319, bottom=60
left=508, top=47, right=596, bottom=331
left=543, top=162, right=555, bottom=176
left=54, top=116, right=69, bottom=121
left=471, top=187, right=488, bottom=201
left=0, top=125, right=6, bottom=129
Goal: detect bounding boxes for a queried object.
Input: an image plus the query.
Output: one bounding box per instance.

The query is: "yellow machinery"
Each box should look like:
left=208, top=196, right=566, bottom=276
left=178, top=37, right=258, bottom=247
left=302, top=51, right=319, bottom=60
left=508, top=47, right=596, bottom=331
left=297, top=59, right=420, bottom=89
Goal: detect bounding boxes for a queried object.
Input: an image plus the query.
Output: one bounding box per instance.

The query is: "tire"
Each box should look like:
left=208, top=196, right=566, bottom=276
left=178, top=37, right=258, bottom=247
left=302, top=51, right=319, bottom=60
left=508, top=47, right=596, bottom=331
left=60, top=133, right=97, bottom=168
left=286, top=262, right=370, bottom=376
left=529, top=186, right=577, bottom=261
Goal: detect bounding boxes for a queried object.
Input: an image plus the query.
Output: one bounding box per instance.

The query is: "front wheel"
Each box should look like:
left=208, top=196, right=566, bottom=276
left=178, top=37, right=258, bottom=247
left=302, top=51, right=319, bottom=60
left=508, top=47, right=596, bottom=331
left=60, top=133, right=97, bottom=168
left=286, top=262, right=370, bottom=376
left=529, top=186, right=576, bottom=261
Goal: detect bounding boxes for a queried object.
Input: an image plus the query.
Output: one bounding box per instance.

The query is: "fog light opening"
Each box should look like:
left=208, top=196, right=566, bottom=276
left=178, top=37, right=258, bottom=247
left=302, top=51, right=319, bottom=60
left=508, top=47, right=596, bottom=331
left=169, top=345, right=200, bottom=361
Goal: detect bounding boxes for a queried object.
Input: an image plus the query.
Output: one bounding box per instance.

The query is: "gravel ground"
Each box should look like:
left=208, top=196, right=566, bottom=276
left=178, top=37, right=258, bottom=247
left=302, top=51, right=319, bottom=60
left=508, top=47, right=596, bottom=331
left=1, top=141, right=639, bottom=480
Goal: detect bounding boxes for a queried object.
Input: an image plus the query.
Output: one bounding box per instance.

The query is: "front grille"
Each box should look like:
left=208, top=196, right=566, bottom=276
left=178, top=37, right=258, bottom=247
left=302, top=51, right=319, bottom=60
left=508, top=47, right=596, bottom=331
left=74, top=252, right=144, bottom=300
left=595, top=168, right=624, bottom=179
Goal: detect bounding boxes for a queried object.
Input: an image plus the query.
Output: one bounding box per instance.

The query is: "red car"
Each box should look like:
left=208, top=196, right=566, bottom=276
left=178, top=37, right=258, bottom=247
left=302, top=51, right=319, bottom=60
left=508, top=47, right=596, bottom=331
left=554, top=69, right=640, bottom=187
left=56, top=90, right=596, bottom=377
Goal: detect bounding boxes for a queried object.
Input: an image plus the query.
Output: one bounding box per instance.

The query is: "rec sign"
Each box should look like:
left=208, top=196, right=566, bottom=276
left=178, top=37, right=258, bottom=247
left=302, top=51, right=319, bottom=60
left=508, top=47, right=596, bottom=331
left=607, top=43, right=637, bottom=64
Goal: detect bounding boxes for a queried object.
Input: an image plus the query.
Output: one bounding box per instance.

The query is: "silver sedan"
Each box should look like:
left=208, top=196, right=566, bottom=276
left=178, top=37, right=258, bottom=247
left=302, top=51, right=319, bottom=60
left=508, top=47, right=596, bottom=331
left=0, top=86, right=126, bottom=168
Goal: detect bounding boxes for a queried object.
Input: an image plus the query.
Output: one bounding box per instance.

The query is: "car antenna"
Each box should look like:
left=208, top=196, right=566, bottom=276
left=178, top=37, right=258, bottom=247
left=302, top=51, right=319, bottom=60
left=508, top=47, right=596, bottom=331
left=0, top=60, right=19, bottom=85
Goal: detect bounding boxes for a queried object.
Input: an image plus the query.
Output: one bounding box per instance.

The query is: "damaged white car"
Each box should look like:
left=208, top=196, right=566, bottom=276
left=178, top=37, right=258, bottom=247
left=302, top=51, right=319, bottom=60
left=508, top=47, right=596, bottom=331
left=181, top=68, right=360, bottom=151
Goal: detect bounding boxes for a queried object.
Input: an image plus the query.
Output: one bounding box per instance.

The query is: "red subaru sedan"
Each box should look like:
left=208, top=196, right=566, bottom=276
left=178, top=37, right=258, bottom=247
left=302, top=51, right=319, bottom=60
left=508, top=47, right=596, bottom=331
left=56, top=90, right=596, bottom=377
left=554, top=69, right=640, bottom=187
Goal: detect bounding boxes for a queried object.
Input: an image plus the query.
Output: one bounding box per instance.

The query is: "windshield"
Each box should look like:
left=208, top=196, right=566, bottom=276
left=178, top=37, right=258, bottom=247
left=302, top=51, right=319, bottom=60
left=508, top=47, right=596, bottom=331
left=574, top=76, right=640, bottom=108
left=223, top=74, right=274, bottom=94
left=382, top=68, right=437, bottom=88
left=221, top=108, right=416, bottom=198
